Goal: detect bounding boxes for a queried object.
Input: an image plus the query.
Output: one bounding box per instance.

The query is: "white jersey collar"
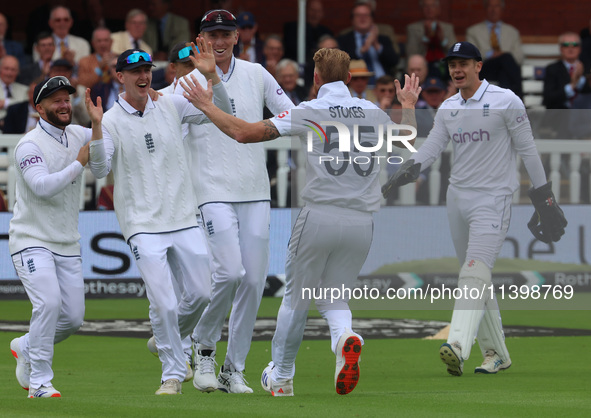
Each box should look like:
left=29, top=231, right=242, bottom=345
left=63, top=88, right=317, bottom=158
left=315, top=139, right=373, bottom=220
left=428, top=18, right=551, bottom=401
left=317, top=81, right=349, bottom=99
left=462, top=79, right=490, bottom=104
left=116, top=94, right=156, bottom=117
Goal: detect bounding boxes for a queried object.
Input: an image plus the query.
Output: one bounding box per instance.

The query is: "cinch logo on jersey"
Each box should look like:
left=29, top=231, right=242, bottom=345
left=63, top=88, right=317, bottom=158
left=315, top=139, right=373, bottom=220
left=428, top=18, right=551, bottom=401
left=19, top=155, right=43, bottom=170
left=303, top=119, right=417, bottom=153
left=452, top=128, right=490, bottom=143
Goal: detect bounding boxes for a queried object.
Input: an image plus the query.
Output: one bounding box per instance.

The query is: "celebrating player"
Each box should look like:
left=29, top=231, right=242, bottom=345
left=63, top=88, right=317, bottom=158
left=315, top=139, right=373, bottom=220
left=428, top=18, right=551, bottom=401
left=181, top=46, right=421, bottom=395
left=173, top=11, right=295, bottom=394
left=9, top=77, right=105, bottom=398
left=90, top=47, right=232, bottom=395
left=382, top=41, right=567, bottom=376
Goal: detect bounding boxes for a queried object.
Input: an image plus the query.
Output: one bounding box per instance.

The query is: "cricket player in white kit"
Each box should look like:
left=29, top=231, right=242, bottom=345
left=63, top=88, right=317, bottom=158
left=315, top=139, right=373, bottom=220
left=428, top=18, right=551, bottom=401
left=180, top=47, right=421, bottom=395
left=90, top=47, right=232, bottom=395
left=383, top=42, right=567, bottom=376
left=9, top=77, right=105, bottom=398
left=173, top=11, right=295, bottom=394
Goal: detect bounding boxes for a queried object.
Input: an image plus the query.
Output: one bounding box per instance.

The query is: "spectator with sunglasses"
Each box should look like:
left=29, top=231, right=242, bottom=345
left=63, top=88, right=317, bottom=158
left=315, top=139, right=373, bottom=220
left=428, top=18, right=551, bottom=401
left=91, top=47, right=232, bottom=396
left=9, top=76, right=105, bottom=398
left=173, top=10, right=294, bottom=395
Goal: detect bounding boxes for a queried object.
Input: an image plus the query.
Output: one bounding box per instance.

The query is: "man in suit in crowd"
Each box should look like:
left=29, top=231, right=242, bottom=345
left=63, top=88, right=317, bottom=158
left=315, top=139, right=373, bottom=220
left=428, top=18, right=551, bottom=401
left=0, top=55, right=28, bottom=132
left=337, top=0, right=399, bottom=85
left=18, top=33, right=55, bottom=86
left=283, top=0, right=333, bottom=62
left=144, top=0, right=190, bottom=61
left=466, top=0, right=523, bottom=97
left=0, top=13, right=28, bottom=67
left=233, top=12, right=265, bottom=64
left=111, top=9, right=153, bottom=56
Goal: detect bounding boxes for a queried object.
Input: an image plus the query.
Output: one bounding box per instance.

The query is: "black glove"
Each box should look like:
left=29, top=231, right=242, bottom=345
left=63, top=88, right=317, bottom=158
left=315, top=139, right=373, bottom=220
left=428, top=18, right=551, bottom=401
left=381, top=159, right=422, bottom=198
left=527, top=182, right=567, bottom=243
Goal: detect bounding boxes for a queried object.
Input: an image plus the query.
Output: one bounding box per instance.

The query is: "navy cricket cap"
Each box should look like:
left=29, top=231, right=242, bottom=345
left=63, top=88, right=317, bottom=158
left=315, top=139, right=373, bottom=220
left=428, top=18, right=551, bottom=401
left=421, top=76, right=447, bottom=91
left=116, top=49, right=156, bottom=72
left=33, top=76, right=76, bottom=105
left=443, top=41, right=482, bottom=62
left=200, top=9, right=237, bottom=32
left=236, top=12, right=256, bottom=29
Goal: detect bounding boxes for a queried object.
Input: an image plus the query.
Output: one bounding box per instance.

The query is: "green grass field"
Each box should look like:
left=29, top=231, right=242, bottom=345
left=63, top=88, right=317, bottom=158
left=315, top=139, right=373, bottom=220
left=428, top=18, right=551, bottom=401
left=1, top=297, right=590, bottom=417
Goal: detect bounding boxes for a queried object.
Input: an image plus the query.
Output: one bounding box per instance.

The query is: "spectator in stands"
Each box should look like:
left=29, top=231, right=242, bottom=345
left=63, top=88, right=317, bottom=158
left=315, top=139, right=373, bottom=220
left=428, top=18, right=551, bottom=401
left=232, top=12, right=264, bottom=64
left=111, top=9, right=153, bottom=56
left=406, top=54, right=429, bottom=108
left=0, top=13, right=28, bottom=67
left=90, top=57, right=122, bottom=112
left=406, top=0, right=456, bottom=80
left=318, top=35, right=339, bottom=50
left=3, top=82, right=37, bottom=134
left=35, top=6, right=91, bottom=66
left=373, top=74, right=396, bottom=111
left=283, top=0, right=333, bottom=62
left=466, top=0, right=523, bottom=97
left=0, top=55, right=28, bottom=132
left=347, top=59, right=376, bottom=102
left=145, top=0, right=190, bottom=61
left=276, top=59, right=307, bottom=105
left=262, top=35, right=285, bottom=78
left=78, top=28, right=115, bottom=90
left=49, top=59, right=90, bottom=127
left=338, top=0, right=399, bottom=85
left=580, top=18, right=591, bottom=42
left=18, top=32, right=55, bottom=85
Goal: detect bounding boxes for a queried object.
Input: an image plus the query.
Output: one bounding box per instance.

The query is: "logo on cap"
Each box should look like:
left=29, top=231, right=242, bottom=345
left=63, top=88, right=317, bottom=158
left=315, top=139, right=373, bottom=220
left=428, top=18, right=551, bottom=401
left=453, top=43, right=461, bottom=52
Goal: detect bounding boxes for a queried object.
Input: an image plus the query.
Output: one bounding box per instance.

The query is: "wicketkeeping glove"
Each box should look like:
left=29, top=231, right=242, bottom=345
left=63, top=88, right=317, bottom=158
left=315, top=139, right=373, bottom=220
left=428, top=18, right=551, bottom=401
left=527, top=182, right=567, bottom=243
left=381, top=159, right=422, bottom=198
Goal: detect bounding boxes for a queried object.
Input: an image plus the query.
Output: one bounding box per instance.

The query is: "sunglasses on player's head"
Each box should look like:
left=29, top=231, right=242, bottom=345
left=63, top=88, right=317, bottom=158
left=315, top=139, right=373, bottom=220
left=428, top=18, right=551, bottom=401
left=560, top=42, right=580, bottom=47
left=177, top=46, right=194, bottom=60
left=126, top=51, right=152, bottom=64
left=35, top=76, right=71, bottom=104
left=201, top=9, right=236, bottom=23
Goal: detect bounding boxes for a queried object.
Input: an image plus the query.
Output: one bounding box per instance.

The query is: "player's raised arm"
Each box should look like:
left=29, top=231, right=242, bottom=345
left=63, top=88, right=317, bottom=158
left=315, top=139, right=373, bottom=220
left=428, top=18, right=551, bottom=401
left=181, top=74, right=279, bottom=143
left=188, top=36, right=222, bottom=85
left=394, top=73, right=421, bottom=147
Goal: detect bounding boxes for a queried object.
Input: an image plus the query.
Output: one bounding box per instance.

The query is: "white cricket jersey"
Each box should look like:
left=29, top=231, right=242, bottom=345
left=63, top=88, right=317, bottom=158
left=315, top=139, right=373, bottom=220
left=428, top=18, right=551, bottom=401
left=175, top=57, right=295, bottom=206
left=271, top=81, right=393, bottom=213
left=9, top=123, right=89, bottom=256
left=413, top=80, right=547, bottom=194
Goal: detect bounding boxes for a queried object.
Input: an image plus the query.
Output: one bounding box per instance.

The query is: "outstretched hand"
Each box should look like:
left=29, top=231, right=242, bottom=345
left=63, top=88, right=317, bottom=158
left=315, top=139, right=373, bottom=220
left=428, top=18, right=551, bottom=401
left=85, top=88, right=103, bottom=124
left=189, top=36, right=217, bottom=79
left=181, top=74, right=213, bottom=110
left=395, top=73, right=422, bottom=108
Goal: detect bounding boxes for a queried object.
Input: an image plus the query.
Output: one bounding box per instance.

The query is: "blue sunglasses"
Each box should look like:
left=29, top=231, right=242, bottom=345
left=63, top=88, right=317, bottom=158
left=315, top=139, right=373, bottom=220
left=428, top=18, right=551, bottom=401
left=126, top=51, right=152, bottom=64
left=177, top=45, right=199, bottom=60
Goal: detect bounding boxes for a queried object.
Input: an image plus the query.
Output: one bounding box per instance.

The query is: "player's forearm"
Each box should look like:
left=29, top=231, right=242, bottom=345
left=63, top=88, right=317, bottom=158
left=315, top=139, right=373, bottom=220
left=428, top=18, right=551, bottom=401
left=399, top=108, right=417, bottom=147
left=211, top=82, right=232, bottom=115
left=200, top=100, right=251, bottom=141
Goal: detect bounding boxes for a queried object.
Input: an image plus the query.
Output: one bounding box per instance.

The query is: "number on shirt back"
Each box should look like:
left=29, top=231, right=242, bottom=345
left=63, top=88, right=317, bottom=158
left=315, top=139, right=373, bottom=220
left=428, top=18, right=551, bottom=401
left=323, top=125, right=376, bottom=177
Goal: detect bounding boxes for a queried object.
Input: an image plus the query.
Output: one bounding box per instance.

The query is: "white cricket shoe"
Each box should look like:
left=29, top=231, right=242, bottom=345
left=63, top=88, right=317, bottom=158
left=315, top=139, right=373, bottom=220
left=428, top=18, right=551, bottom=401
left=193, top=349, right=218, bottom=393
left=217, top=365, right=253, bottom=394
left=475, top=350, right=512, bottom=374
left=147, top=336, right=193, bottom=383
left=28, top=385, right=61, bottom=398
left=10, top=337, right=31, bottom=391
left=334, top=330, right=362, bottom=395
left=155, top=378, right=182, bottom=395
left=439, top=342, right=464, bottom=376
left=261, top=362, right=293, bottom=397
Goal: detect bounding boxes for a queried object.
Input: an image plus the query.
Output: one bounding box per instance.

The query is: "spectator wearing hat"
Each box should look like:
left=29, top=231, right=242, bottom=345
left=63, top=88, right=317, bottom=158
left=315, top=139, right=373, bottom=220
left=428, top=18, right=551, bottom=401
left=233, top=12, right=264, bottom=64
left=49, top=59, right=90, bottom=127
left=348, top=59, right=376, bottom=102
left=90, top=56, right=122, bottom=112
left=0, top=55, right=28, bottom=132
left=144, top=0, right=190, bottom=61
left=78, top=27, right=116, bottom=91
left=18, top=32, right=56, bottom=86
left=111, top=9, right=153, bottom=56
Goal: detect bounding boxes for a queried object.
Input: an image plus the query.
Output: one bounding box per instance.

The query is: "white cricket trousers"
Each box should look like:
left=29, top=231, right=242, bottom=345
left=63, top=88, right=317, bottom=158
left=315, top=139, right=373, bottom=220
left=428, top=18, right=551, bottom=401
left=12, top=248, right=85, bottom=388
left=272, top=204, right=371, bottom=380
left=129, top=228, right=210, bottom=382
left=194, top=201, right=270, bottom=372
left=446, top=185, right=512, bottom=360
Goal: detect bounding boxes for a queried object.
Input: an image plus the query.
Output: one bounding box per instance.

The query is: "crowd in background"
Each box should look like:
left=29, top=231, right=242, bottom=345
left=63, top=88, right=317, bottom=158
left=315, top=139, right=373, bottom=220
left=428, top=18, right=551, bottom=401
left=1, top=0, right=591, bottom=208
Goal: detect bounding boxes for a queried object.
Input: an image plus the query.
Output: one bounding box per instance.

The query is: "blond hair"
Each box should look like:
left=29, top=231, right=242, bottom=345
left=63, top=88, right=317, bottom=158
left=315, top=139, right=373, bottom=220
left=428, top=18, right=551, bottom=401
left=313, top=48, right=350, bottom=83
